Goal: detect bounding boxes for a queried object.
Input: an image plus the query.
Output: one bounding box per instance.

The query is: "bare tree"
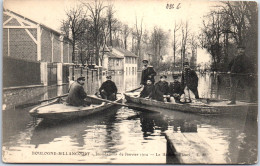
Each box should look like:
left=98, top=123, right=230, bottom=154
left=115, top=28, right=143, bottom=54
left=150, top=26, right=168, bottom=67
left=135, top=16, right=143, bottom=57
left=61, top=5, right=87, bottom=63
left=82, top=0, right=107, bottom=66
left=172, top=21, right=181, bottom=70
left=107, top=3, right=116, bottom=47
left=180, top=21, right=189, bottom=69
left=122, top=24, right=130, bottom=50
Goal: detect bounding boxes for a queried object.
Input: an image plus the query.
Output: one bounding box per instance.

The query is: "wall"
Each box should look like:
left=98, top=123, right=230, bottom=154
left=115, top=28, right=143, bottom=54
left=53, top=35, right=61, bottom=62
left=3, top=86, right=46, bottom=110
left=7, top=28, right=37, bottom=61
left=41, top=28, right=52, bottom=62
left=3, top=56, right=41, bottom=87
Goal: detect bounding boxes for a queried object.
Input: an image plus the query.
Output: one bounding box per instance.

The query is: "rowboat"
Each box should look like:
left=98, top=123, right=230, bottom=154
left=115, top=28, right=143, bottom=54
left=124, top=91, right=257, bottom=115
left=29, top=94, right=123, bottom=120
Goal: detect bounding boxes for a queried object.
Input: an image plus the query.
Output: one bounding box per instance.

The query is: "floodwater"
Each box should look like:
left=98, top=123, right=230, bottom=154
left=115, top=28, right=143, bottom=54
left=2, top=72, right=257, bottom=164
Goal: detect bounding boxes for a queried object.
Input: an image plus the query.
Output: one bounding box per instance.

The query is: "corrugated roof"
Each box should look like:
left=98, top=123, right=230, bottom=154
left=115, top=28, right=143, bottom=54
left=114, top=48, right=138, bottom=57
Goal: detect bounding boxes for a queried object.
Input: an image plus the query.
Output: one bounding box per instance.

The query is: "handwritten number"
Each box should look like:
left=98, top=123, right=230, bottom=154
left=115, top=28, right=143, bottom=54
left=166, top=3, right=181, bottom=9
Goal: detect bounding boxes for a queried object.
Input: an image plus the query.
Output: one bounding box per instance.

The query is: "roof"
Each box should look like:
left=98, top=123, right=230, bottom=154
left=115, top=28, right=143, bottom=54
left=114, top=48, right=138, bottom=58
left=105, top=52, right=124, bottom=59
left=4, top=8, right=72, bottom=42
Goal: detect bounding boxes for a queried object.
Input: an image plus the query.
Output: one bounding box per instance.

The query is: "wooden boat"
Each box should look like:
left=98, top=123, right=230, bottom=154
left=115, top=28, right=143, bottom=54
left=124, top=92, right=257, bottom=115
left=29, top=94, right=123, bottom=120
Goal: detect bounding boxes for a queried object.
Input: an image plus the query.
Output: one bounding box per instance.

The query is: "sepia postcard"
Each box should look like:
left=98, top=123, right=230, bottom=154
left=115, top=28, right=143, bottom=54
left=2, top=0, right=258, bottom=164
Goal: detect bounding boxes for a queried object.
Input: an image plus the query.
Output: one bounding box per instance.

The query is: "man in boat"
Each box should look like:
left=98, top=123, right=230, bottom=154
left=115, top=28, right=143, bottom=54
left=169, top=74, right=183, bottom=103
left=140, top=79, right=155, bottom=99
left=180, top=62, right=199, bottom=103
left=140, top=60, right=157, bottom=86
left=99, top=75, right=118, bottom=101
left=228, top=45, right=254, bottom=104
left=66, top=76, right=90, bottom=107
left=153, top=75, right=170, bottom=102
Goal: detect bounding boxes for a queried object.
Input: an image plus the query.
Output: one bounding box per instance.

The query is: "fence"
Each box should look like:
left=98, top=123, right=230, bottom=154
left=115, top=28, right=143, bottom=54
left=3, top=56, right=41, bottom=87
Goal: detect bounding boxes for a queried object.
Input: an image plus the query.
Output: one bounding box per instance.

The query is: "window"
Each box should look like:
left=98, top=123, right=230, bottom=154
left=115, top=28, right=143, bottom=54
left=116, top=59, right=119, bottom=66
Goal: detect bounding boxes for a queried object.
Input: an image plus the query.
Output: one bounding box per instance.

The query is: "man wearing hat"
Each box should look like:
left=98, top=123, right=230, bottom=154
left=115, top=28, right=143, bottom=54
left=99, top=75, right=118, bottom=101
left=153, top=75, right=170, bottom=102
left=169, top=74, right=183, bottom=102
left=228, top=46, right=254, bottom=104
left=180, top=62, right=199, bottom=103
left=140, top=60, right=157, bottom=85
left=66, top=76, right=90, bottom=106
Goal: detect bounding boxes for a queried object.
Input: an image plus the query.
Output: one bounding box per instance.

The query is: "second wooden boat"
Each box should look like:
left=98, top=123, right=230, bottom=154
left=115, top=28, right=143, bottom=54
left=124, top=92, right=257, bottom=115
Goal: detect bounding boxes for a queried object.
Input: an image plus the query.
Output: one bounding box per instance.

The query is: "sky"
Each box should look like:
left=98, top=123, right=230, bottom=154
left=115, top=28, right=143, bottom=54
left=4, top=0, right=215, bottom=63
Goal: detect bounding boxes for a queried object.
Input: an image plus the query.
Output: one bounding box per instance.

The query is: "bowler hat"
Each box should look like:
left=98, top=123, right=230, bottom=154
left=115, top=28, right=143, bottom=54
left=77, top=76, right=85, bottom=81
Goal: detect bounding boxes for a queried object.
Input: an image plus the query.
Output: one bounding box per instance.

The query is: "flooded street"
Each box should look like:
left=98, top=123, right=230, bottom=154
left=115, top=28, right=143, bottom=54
left=2, top=72, right=257, bottom=164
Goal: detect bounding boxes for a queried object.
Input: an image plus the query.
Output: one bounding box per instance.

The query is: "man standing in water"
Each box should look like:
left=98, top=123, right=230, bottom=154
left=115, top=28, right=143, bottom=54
left=228, top=46, right=254, bottom=104
left=140, top=60, right=157, bottom=86
left=67, top=77, right=90, bottom=106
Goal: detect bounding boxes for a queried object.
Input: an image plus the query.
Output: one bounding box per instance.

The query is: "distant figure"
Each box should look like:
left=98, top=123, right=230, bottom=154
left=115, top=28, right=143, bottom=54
left=169, top=74, right=183, bottom=103
left=153, top=75, right=170, bottom=102
left=140, top=60, right=157, bottom=85
left=228, top=46, right=254, bottom=104
left=99, top=75, right=117, bottom=101
left=66, top=77, right=90, bottom=107
left=180, top=62, right=199, bottom=103
left=140, top=79, right=155, bottom=99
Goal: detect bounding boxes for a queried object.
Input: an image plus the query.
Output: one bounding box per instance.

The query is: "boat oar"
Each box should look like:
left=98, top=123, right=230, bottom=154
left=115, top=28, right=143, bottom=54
left=85, top=95, right=148, bottom=110
left=15, top=93, right=68, bottom=109
left=126, top=86, right=142, bottom=92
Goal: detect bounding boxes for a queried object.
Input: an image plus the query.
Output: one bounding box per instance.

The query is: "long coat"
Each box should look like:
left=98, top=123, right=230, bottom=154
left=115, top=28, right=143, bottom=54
left=228, top=54, right=252, bottom=74
left=153, top=81, right=169, bottom=101
left=141, top=66, right=157, bottom=85
left=66, top=81, right=87, bottom=106
left=99, top=80, right=118, bottom=96
left=181, top=68, right=199, bottom=99
left=140, top=84, right=155, bottom=98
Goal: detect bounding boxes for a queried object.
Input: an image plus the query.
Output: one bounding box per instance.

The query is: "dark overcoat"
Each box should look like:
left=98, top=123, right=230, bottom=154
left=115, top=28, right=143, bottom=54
left=153, top=81, right=169, bottom=101
left=181, top=68, right=199, bottom=99
left=140, top=84, right=155, bottom=98
left=66, top=81, right=87, bottom=106
left=141, top=66, right=157, bottom=85
left=99, top=80, right=118, bottom=96
left=169, top=80, right=183, bottom=96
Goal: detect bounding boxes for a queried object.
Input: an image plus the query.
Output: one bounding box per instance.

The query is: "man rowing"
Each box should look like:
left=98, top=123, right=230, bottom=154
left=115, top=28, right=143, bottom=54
left=140, top=60, right=157, bottom=86
left=99, top=75, right=118, bottom=101
left=66, top=77, right=90, bottom=107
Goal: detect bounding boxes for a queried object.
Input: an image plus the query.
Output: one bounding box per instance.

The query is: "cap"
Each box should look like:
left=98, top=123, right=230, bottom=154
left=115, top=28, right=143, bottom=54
left=106, top=75, right=112, bottom=79
left=142, top=60, right=148, bottom=63
left=160, top=75, right=167, bottom=79
left=183, top=61, right=189, bottom=66
left=77, top=76, right=85, bottom=81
